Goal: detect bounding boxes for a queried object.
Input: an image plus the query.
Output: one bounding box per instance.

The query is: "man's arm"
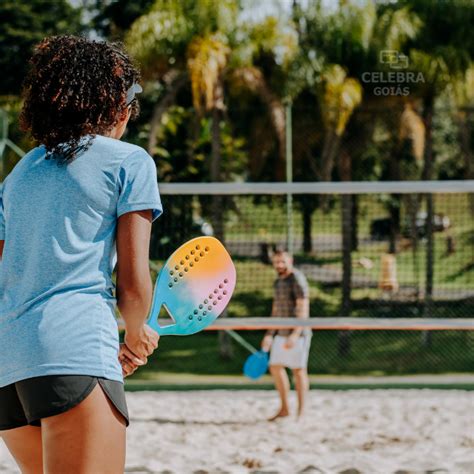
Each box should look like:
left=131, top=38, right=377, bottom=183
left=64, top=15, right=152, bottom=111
left=264, top=300, right=277, bottom=337
left=289, top=271, right=310, bottom=339
left=291, top=297, right=310, bottom=338
left=261, top=298, right=277, bottom=350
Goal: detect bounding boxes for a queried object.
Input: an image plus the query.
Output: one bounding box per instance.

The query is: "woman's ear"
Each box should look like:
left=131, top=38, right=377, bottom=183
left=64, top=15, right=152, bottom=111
left=119, top=107, right=131, bottom=123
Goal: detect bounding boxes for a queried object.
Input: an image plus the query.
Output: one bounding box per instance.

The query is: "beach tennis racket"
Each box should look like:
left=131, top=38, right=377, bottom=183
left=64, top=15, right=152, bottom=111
left=226, top=330, right=269, bottom=380
left=147, top=236, right=236, bottom=336
left=243, top=351, right=269, bottom=380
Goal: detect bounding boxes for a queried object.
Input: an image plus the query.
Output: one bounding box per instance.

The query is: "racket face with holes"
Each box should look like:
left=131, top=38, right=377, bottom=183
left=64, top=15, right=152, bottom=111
left=147, top=237, right=236, bottom=336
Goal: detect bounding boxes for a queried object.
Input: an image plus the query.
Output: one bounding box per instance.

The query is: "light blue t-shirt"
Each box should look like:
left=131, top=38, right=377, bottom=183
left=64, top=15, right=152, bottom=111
left=0, top=135, right=162, bottom=387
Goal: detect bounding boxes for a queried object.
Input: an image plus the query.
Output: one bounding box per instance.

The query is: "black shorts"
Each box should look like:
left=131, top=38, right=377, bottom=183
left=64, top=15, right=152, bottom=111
left=0, top=375, right=129, bottom=431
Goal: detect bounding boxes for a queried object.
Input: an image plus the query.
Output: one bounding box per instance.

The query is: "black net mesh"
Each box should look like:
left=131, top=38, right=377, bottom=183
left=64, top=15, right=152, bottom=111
left=143, top=189, right=473, bottom=375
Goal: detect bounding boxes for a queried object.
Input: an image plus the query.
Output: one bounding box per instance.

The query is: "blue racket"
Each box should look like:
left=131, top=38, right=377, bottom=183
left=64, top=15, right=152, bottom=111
left=243, top=351, right=269, bottom=380
left=226, top=330, right=269, bottom=380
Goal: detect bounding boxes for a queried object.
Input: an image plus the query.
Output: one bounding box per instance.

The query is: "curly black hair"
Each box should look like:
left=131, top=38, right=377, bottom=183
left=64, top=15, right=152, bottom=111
left=20, top=35, right=141, bottom=163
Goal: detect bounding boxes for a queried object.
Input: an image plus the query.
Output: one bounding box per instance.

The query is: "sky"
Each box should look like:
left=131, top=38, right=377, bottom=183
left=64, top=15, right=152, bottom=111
left=70, top=0, right=341, bottom=22
left=240, top=0, right=338, bottom=21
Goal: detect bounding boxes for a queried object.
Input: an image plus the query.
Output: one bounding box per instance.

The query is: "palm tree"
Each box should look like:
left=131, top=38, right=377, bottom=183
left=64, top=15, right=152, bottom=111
left=318, top=65, right=362, bottom=355
left=125, top=0, right=201, bottom=155
left=453, top=65, right=474, bottom=215
left=404, top=4, right=474, bottom=325
left=292, top=0, right=421, bottom=251
left=317, top=64, right=363, bottom=183
left=293, top=0, right=422, bottom=355
left=127, top=1, right=300, bottom=185
left=126, top=1, right=300, bottom=356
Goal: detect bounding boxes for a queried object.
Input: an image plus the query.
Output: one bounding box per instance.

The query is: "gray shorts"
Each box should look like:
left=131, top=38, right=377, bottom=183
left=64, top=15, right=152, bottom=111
left=269, top=335, right=311, bottom=369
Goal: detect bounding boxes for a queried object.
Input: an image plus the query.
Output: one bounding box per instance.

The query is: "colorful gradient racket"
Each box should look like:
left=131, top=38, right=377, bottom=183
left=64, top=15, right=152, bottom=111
left=147, top=237, right=236, bottom=336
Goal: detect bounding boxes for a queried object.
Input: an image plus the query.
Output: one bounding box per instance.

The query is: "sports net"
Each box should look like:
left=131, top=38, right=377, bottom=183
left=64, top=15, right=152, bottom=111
left=132, top=321, right=474, bottom=381
left=136, top=181, right=474, bottom=378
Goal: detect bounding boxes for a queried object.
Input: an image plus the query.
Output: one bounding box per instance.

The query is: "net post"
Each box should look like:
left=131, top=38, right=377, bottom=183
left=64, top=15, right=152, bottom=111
left=285, top=101, right=294, bottom=255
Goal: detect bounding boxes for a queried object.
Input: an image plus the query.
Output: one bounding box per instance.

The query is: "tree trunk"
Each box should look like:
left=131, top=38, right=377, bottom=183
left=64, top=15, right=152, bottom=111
left=459, top=113, right=474, bottom=216
left=320, top=130, right=341, bottom=182
left=338, top=149, right=352, bottom=357
left=234, top=68, right=287, bottom=181
left=211, top=80, right=233, bottom=359
left=407, top=194, right=421, bottom=302
left=424, top=192, right=435, bottom=341
left=210, top=84, right=225, bottom=242
left=318, top=130, right=342, bottom=211
left=389, top=134, right=402, bottom=254
left=256, top=81, right=286, bottom=181
left=388, top=198, right=400, bottom=254
left=351, top=195, right=358, bottom=251
left=421, top=96, right=435, bottom=347
left=302, top=203, right=313, bottom=253
left=147, top=73, right=187, bottom=155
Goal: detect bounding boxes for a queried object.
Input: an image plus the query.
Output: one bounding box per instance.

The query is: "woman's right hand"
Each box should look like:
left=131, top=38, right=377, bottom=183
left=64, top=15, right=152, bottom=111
left=124, top=324, right=160, bottom=361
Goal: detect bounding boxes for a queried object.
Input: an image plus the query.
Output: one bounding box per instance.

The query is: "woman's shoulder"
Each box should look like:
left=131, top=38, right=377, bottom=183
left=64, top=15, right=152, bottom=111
left=4, top=146, right=46, bottom=180
left=92, top=135, right=148, bottom=161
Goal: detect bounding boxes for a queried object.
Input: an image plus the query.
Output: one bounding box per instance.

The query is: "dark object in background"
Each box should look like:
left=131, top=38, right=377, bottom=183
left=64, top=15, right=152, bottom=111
left=371, top=213, right=451, bottom=241
left=370, top=217, right=392, bottom=241
left=152, top=218, right=213, bottom=259
left=259, top=243, right=274, bottom=264
left=149, top=195, right=214, bottom=259
left=446, top=234, right=456, bottom=255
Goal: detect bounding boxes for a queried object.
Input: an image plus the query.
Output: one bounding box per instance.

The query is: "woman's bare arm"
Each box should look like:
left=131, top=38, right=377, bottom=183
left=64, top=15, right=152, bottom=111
left=116, top=210, right=158, bottom=359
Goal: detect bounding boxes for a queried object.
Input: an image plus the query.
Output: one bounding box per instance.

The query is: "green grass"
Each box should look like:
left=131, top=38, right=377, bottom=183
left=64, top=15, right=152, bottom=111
left=224, top=194, right=474, bottom=239
left=219, top=194, right=474, bottom=300
left=150, top=238, right=473, bottom=320
left=349, top=230, right=474, bottom=288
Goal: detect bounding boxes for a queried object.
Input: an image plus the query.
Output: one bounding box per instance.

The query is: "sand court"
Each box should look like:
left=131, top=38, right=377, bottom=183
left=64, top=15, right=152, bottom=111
left=1, top=389, right=472, bottom=473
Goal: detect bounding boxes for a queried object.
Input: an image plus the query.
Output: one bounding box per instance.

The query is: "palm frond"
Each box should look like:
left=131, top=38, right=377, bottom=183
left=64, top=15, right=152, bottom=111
left=187, top=34, right=229, bottom=113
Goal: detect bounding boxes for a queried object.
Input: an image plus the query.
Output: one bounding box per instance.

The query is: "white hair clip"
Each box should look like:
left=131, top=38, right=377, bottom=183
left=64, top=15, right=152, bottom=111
left=126, top=83, right=142, bottom=106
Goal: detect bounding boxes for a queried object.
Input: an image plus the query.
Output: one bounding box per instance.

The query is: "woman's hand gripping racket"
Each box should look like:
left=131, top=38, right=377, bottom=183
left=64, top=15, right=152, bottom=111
left=147, top=236, right=236, bottom=335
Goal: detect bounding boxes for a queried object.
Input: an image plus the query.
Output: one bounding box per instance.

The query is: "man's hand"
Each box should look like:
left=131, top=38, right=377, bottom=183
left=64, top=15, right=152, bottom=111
left=118, top=343, right=146, bottom=377
left=284, top=333, right=299, bottom=349
left=261, top=334, right=273, bottom=352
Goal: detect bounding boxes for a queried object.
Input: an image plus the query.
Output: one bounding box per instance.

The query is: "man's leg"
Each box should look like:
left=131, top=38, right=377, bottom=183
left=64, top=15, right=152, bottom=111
left=268, top=364, right=290, bottom=420
left=292, top=368, right=309, bottom=418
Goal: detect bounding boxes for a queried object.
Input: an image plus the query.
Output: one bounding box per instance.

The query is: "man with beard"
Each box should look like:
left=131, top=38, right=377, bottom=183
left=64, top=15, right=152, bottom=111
left=261, top=249, right=311, bottom=420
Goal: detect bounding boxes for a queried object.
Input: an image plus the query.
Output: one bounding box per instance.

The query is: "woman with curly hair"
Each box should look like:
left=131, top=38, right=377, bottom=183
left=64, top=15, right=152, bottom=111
left=0, top=35, right=161, bottom=472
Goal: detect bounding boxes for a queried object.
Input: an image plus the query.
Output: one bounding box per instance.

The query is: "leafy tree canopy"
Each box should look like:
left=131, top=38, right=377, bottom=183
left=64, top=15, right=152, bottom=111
left=0, top=0, right=83, bottom=95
